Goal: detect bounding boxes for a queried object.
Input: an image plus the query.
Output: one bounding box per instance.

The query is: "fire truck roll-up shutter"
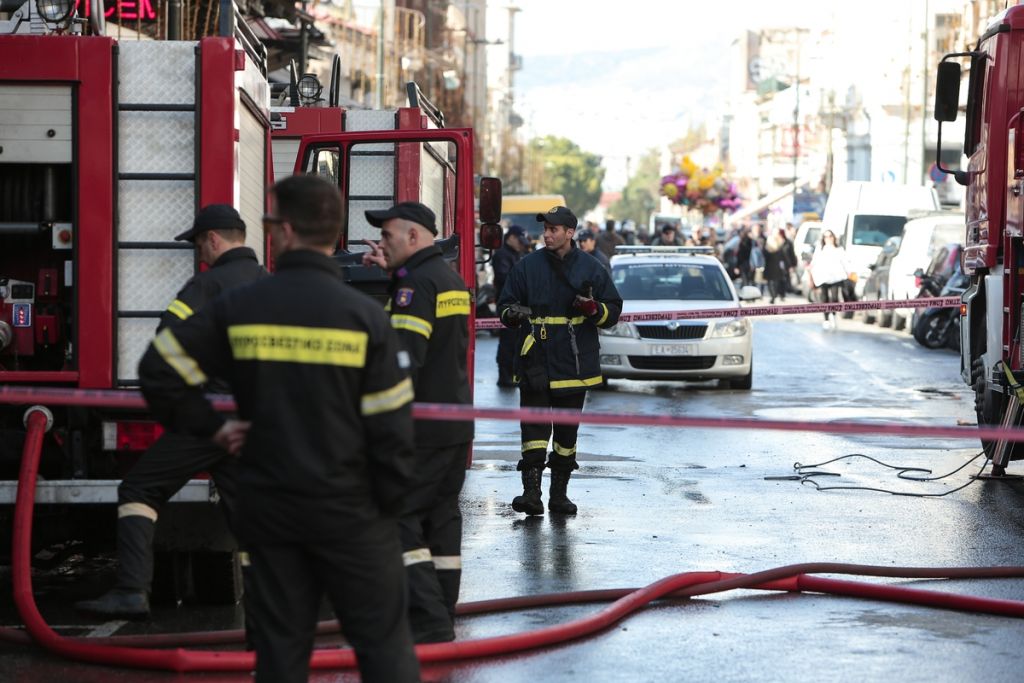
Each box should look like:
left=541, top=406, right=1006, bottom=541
left=115, top=42, right=200, bottom=385
left=345, top=110, right=397, bottom=245
left=238, top=104, right=266, bottom=261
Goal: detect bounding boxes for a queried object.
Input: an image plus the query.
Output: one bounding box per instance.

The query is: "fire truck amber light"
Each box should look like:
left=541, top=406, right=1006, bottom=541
left=36, top=0, right=73, bottom=23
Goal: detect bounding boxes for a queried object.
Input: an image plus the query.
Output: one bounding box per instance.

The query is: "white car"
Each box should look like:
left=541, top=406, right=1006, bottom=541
left=599, top=247, right=759, bottom=389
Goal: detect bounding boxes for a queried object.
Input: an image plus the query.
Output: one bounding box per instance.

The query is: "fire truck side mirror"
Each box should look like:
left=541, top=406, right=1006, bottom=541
left=478, top=177, right=503, bottom=224
left=934, top=61, right=961, bottom=123
left=479, top=224, right=503, bottom=251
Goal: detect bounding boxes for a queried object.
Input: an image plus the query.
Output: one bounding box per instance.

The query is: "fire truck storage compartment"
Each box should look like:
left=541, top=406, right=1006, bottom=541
left=0, top=83, right=74, bottom=373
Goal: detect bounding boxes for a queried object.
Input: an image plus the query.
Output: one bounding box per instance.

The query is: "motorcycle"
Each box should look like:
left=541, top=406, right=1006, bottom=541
left=911, top=268, right=966, bottom=350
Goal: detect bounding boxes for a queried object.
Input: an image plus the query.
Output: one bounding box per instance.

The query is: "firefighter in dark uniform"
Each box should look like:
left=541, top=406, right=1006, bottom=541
left=138, top=175, right=421, bottom=683
left=362, top=201, right=471, bottom=644
left=77, top=204, right=266, bottom=618
left=497, top=206, right=622, bottom=516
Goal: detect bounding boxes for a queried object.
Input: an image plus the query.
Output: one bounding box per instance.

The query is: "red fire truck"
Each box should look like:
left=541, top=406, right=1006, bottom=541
left=0, top=1, right=501, bottom=600
left=934, top=5, right=1024, bottom=474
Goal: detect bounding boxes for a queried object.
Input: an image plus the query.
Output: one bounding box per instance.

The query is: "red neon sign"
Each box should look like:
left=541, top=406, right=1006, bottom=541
left=74, top=0, right=157, bottom=21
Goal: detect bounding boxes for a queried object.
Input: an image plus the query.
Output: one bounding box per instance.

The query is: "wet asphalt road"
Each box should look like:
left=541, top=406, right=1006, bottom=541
left=4, top=313, right=1024, bottom=682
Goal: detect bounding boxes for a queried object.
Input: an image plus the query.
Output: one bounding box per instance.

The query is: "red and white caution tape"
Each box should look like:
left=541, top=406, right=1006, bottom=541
left=0, top=386, right=1019, bottom=443
left=475, top=296, right=962, bottom=330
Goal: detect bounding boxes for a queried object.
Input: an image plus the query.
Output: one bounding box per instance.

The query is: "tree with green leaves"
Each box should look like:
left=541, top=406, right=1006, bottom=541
left=608, top=149, right=661, bottom=227
left=525, top=136, right=605, bottom=215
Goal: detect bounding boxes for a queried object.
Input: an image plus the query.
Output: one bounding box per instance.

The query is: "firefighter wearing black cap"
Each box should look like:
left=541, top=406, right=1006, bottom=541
left=497, top=205, right=622, bottom=515
left=138, top=175, right=420, bottom=683
left=363, top=201, right=471, bottom=644
left=77, top=204, right=266, bottom=618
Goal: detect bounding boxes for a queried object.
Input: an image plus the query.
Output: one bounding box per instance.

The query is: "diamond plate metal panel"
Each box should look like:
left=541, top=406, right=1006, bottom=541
left=238, top=107, right=266, bottom=261
left=119, top=42, right=196, bottom=105
left=119, top=180, right=194, bottom=242
left=118, top=249, right=195, bottom=312
left=117, top=318, right=160, bottom=383
left=350, top=154, right=395, bottom=197
left=119, top=111, right=195, bottom=175
left=349, top=199, right=391, bottom=244
left=344, top=110, right=395, bottom=152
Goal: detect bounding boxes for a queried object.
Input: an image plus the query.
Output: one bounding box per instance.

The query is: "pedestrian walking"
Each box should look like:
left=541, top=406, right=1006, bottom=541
left=492, top=225, right=530, bottom=387
left=809, top=228, right=850, bottom=329
left=763, top=230, right=789, bottom=304
left=362, top=201, right=473, bottom=644
left=139, top=174, right=421, bottom=683
left=497, top=206, right=622, bottom=516
left=76, top=204, right=266, bottom=619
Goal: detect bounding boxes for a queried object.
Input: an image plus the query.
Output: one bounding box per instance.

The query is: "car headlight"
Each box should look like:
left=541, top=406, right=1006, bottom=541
left=710, top=318, right=748, bottom=338
left=599, top=322, right=639, bottom=338
left=36, top=0, right=74, bottom=23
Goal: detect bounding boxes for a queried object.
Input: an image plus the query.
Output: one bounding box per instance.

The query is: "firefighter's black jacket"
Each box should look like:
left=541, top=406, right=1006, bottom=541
left=497, top=244, right=622, bottom=395
left=159, top=246, right=267, bottom=394
left=139, top=250, right=416, bottom=545
left=386, top=245, right=472, bottom=447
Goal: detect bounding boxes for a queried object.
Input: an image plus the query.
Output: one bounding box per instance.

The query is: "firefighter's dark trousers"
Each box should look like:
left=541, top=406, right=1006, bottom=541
left=518, top=386, right=586, bottom=471
left=496, top=326, right=518, bottom=384
left=246, top=519, right=420, bottom=683
left=115, top=431, right=242, bottom=592
left=399, top=442, right=468, bottom=643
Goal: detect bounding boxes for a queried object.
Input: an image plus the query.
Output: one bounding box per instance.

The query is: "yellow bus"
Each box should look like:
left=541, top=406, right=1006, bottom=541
left=501, top=194, right=567, bottom=242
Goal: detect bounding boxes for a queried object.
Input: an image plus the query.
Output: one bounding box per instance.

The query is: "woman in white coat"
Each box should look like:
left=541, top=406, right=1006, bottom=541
left=808, top=229, right=849, bottom=329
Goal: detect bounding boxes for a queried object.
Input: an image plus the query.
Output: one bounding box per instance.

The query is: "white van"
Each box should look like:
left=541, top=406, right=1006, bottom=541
left=887, top=212, right=964, bottom=327
left=822, top=182, right=940, bottom=297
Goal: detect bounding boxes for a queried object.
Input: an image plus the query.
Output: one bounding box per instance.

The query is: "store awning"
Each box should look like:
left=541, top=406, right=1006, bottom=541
left=724, top=178, right=816, bottom=226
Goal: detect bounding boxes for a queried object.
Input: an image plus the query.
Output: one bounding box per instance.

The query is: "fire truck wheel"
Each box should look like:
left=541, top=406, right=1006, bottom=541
left=190, top=551, right=243, bottom=605
left=972, top=356, right=1024, bottom=461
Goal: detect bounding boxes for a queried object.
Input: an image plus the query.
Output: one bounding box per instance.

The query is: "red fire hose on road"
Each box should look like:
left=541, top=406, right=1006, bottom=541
left=11, top=405, right=1024, bottom=673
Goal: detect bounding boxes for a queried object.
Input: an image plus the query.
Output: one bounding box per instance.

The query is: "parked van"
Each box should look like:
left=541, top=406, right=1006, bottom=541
left=501, top=194, right=567, bottom=242
left=822, top=182, right=940, bottom=296
left=887, top=211, right=964, bottom=328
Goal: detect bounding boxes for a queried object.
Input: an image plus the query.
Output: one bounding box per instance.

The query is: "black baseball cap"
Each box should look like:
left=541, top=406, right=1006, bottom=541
left=174, top=204, right=246, bottom=242
left=576, top=229, right=595, bottom=241
left=365, top=201, right=438, bottom=235
left=536, top=205, right=578, bottom=230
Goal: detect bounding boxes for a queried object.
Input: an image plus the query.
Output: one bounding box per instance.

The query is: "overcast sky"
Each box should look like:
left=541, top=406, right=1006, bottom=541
left=483, top=0, right=841, bottom=189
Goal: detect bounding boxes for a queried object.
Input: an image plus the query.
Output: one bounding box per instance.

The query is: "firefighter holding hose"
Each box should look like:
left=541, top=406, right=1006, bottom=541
left=362, top=201, right=472, bottom=644
left=138, top=175, right=421, bottom=683
left=497, top=206, right=622, bottom=516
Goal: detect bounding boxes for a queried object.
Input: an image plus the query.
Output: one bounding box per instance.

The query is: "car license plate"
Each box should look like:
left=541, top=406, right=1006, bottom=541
left=650, top=344, right=695, bottom=356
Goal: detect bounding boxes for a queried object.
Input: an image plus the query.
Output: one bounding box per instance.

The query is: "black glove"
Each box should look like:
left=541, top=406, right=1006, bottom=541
left=503, top=303, right=531, bottom=326
left=573, top=295, right=599, bottom=317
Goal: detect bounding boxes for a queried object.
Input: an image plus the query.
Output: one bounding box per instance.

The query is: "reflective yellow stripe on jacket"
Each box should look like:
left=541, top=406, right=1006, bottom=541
left=361, top=377, right=414, bottom=416
left=391, top=314, right=433, bottom=339
left=435, top=290, right=471, bottom=317
left=228, top=324, right=368, bottom=367
left=549, top=376, right=604, bottom=390
left=152, top=329, right=208, bottom=386
left=166, top=299, right=194, bottom=321
left=528, top=316, right=586, bottom=325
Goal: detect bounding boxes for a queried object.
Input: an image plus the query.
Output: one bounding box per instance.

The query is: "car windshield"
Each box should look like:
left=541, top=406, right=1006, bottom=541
left=612, top=262, right=733, bottom=301
left=850, top=215, right=907, bottom=247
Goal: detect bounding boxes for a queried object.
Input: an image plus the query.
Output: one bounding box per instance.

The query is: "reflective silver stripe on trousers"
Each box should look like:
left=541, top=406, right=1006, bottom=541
left=403, top=548, right=433, bottom=566
left=118, top=502, right=158, bottom=522
left=432, top=555, right=462, bottom=570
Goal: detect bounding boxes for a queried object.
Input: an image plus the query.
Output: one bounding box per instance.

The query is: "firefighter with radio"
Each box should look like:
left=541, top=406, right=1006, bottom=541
left=362, top=201, right=472, bottom=644
left=137, top=175, right=420, bottom=683
left=77, top=204, right=266, bottom=618
left=497, top=206, right=622, bottom=516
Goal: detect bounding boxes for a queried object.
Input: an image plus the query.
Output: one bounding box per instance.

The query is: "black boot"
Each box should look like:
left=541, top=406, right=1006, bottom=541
left=76, top=514, right=154, bottom=618
left=511, top=466, right=544, bottom=516
left=548, top=469, right=577, bottom=515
